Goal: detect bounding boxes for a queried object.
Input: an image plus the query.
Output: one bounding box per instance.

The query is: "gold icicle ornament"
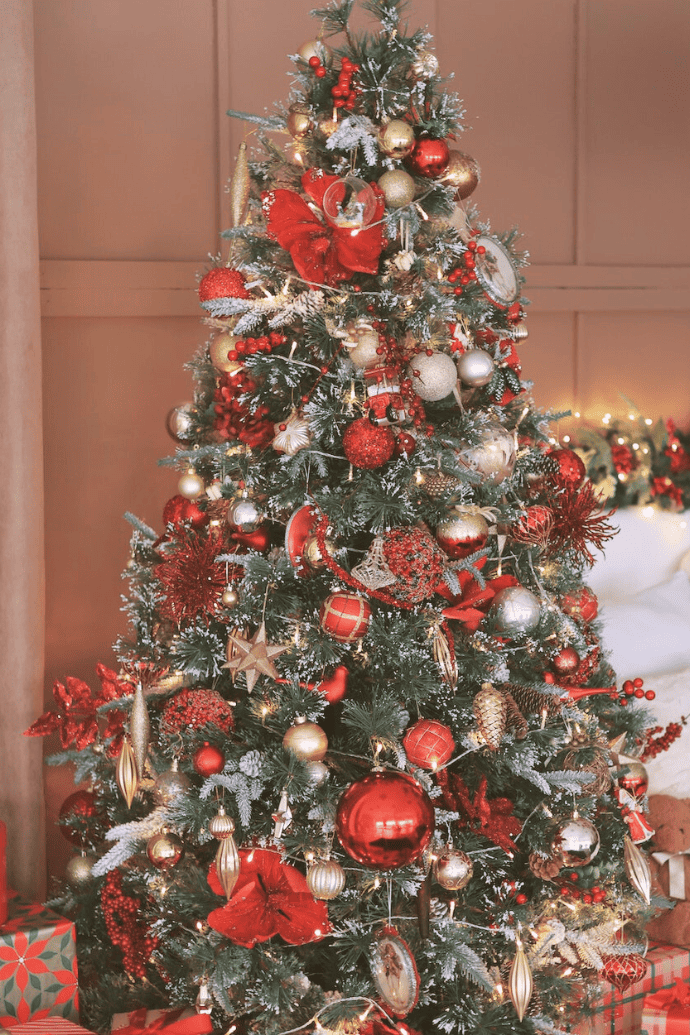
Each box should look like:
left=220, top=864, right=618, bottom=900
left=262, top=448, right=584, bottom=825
left=508, top=939, right=533, bottom=1022
left=624, top=835, right=652, bottom=904
left=116, top=736, right=138, bottom=808
left=473, top=682, right=507, bottom=750
left=230, top=140, right=250, bottom=228
left=130, top=683, right=150, bottom=779
left=209, top=806, right=241, bottom=898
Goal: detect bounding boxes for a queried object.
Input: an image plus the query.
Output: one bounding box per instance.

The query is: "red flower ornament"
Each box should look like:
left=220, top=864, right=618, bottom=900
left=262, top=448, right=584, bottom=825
left=207, top=848, right=331, bottom=948
left=262, top=169, right=386, bottom=287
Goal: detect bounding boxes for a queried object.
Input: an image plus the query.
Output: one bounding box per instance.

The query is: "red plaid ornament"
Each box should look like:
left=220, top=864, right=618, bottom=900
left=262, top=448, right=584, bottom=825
left=319, top=591, right=371, bottom=643
left=403, top=719, right=455, bottom=769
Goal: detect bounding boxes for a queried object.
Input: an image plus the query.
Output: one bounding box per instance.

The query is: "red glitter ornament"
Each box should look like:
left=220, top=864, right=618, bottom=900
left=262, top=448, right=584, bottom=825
left=198, top=267, right=250, bottom=303
left=162, top=494, right=209, bottom=531
left=560, top=586, right=598, bottom=624
left=155, top=529, right=228, bottom=625
left=551, top=647, right=580, bottom=676
left=58, top=790, right=103, bottom=847
left=161, top=687, right=235, bottom=734
left=544, top=447, right=586, bottom=491
left=320, top=591, right=372, bottom=642
left=403, top=719, right=455, bottom=769
left=382, top=527, right=447, bottom=603
left=336, top=770, right=435, bottom=869
left=193, top=742, right=225, bottom=776
left=343, top=418, right=395, bottom=468
left=511, top=505, right=553, bottom=547
left=600, top=953, right=648, bottom=992
left=405, top=138, right=451, bottom=178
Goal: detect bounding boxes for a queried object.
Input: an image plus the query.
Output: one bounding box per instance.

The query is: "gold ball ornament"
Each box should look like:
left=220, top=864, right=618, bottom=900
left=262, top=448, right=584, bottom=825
left=178, top=470, right=205, bottom=500
left=314, top=114, right=339, bottom=142
left=146, top=831, right=184, bottom=870
left=226, top=496, right=261, bottom=531
left=209, top=332, right=243, bottom=374
left=552, top=815, right=601, bottom=867
left=457, top=349, right=494, bottom=387
left=221, top=586, right=239, bottom=608
left=441, top=151, right=481, bottom=201
left=307, top=857, right=346, bottom=900
left=298, top=39, right=333, bottom=66
left=410, top=49, right=440, bottom=80
left=302, top=532, right=336, bottom=571
left=347, top=328, right=381, bottom=369
left=378, top=169, right=416, bottom=210
left=433, top=846, right=474, bottom=890
left=378, top=120, right=415, bottom=159
left=283, top=716, right=328, bottom=761
left=287, top=103, right=312, bottom=140
left=165, top=403, right=196, bottom=443
left=407, top=351, right=458, bottom=401
left=152, top=762, right=192, bottom=806
left=65, top=853, right=96, bottom=887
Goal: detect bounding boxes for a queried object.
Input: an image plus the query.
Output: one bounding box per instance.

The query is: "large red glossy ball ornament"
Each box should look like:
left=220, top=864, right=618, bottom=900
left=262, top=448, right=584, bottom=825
left=336, top=770, right=435, bottom=869
left=560, top=586, right=598, bottom=624
left=343, top=418, right=396, bottom=469
left=405, top=137, right=451, bottom=178
left=198, top=267, right=250, bottom=303
left=193, top=742, right=225, bottom=777
left=162, top=494, right=209, bottom=530
left=320, top=591, right=372, bottom=643
left=59, top=790, right=102, bottom=846
left=545, top=447, right=586, bottom=491
left=403, top=719, right=455, bottom=770
left=551, top=647, right=580, bottom=676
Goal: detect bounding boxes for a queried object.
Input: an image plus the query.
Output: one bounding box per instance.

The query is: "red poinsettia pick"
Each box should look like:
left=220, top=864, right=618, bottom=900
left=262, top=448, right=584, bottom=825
left=24, top=663, right=131, bottom=750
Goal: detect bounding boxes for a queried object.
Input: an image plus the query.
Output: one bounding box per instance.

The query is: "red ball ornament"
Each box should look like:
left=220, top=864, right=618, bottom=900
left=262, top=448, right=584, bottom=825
left=343, top=418, right=395, bottom=469
left=193, top=742, right=225, bottom=777
left=435, top=508, right=489, bottom=559
left=198, top=267, right=250, bottom=303
left=560, top=586, right=599, bottom=624
left=162, top=494, right=209, bottom=530
left=320, top=591, right=372, bottom=643
left=405, top=137, right=451, bottom=178
left=382, top=527, right=447, bottom=603
left=59, top=790, right=102, bottom=846
left=394, top=432, right=416, bottom=458
left=403, top=719, right=455, bottom=770
left=551, top=647, right=580, bottom=676
left=545, top=447, right=586, bottom=491
left=336, top=769, right=435, bottom=869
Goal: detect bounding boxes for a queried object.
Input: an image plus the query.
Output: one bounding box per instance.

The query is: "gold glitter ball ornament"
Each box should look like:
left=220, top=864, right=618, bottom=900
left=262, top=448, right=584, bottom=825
left=65, top=854, right=96, bottom=887
left=298, top=39, right=333, bottom=65
left=283, top=716, right=328, bottom=761
left=147, top=831, right=184, bottom=870
left=441, top=151, right=481, bottom=201
left=152, top=761, right=192, bottom=806
left=378, top=119, right=415, bottom=159
left=307, top=857, right=347, bottom=900
left=209, top=332, right=242, bottom=374
left=433, top=846, right=474, bottom=890
left=378, top=169, right=416, bottom=210
left=410, top=49, right=440, bottom=80
left=287, top=103, right=312, bottom=140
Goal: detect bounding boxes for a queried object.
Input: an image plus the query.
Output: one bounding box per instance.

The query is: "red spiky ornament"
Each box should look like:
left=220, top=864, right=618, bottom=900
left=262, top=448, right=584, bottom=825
left=155, top=529, right=228, bottom=625
left=547, top=482, right=618, bottom=565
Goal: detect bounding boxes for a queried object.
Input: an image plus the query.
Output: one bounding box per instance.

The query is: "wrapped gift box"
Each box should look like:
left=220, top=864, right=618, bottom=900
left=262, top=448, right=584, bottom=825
left=642, top=979, right=690, bottom=1035
left=111, top=1009, right=212, bottom=1035
left=2, top=1020, right=92, bottom=1035
left=574, top=943, right=690, bottom=1035
left=0, top=896, right=79, bottom=1028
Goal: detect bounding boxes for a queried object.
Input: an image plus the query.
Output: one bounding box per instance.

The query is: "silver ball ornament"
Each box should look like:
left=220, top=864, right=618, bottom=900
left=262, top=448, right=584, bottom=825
left=492, top=586, right=541, bottom=635
left=407, top=351, right=458, bottom=401
left=306, top=857, right=346, bottom=900
left=552, top=816, right=601, bottom=868
left=459, top=422, right=517, bottom=484
left=305, top=760, right=329, bottom=786
left=378, top=169, right=416, bottom=209
left=457, top=350, right=494, bottom=387
left=226, top=497, right=261, bottom=531
left=166, top=404, right=196, bottom=443
left=65, top=854, right=96, bottom=887
left=177, top=470, right=204, bottom=500
left=152, top=765, right=192, bottom=806
left=433, top=846, right=474, bottom=891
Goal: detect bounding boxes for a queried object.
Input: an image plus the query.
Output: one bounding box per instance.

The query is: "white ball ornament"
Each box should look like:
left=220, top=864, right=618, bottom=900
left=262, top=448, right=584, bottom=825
left=347, top=329, right=381, bottom=370
left=178, top=470, right=204, bottom=500
left=407, top=351, right=458, bottom=402
left=457, top=350, right=494, bottom=388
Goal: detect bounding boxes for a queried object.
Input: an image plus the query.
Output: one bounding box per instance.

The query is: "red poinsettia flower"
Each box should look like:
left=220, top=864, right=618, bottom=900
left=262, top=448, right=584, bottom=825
left=24, top=663, right=131, bottom=750
left=651, top=476, right=684, bottom=508
left=262, top=169, right=386, bottom=287
left=207, top=848, right=330, bottom=948
left=611, top=442, right=637, bottom=475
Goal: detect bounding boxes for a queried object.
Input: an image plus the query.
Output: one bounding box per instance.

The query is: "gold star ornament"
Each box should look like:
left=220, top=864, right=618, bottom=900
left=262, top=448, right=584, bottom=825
left=224, top=621, right=288, bottom=694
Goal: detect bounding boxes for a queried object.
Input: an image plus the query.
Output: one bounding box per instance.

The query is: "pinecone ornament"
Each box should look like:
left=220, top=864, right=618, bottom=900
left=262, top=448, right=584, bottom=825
left=473, top=682, right=507, bottom=750
left=422, top=470, right=462, bottom=498
left=529, top=851, right=562, bottom=881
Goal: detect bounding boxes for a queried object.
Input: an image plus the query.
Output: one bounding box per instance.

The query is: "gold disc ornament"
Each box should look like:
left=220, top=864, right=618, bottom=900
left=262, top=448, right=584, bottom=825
left=284, top=140, right=308, bottom=166
left=378, top=120, right=415, bottom=159
left=283, top=716, right=328, bottom=761
left=378, top=169, right=416, bottom=210
left=306, top=857, right=346, bottom=900
left=441, top=151, right=481, bottom=201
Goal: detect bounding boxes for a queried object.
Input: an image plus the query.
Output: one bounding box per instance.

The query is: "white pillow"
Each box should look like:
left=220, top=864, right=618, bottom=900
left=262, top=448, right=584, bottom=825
left=599, top=571, right=690, bottom=679
left=640, top=667, right=690, bottom=797
left=588, top=508, right=690, bottom=603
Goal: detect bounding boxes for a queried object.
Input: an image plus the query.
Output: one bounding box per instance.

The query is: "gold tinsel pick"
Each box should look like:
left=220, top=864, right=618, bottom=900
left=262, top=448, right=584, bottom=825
left=624, top=835, right=652, bottom=904
left=116, top=737, right=138, bottom=808
left=230, top=141, right=250, bottom=228
left=432, top=625, right=458, bottom=687
left=130, top=683, right=150, bottom=779
left=473, top=682, right=507, bottom=750
left=508, top=940, right=533, bottom=1022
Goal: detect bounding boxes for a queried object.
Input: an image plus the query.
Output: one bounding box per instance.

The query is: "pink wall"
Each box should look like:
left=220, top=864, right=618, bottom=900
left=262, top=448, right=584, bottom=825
left=34, top=0, right=690, bottom=880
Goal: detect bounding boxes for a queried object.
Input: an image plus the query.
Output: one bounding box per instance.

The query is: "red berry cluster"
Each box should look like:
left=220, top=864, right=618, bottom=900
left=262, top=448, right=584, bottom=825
left=213, top=369, right=274, bottom=448
left=101, top=870, right=157, bottom=978
left=559, top=876, right=606, bottom=905
left=617, top=677, right=655, bottom=706
left=330, top=58, right=360, bottom=110
left=226, top=331, right=286, bottom=362
left=641, top=718, right=686, bottom=761
left=161, top=686, right=235, bottom=734
left=447, top=239, right=485, bottom=296
left=366, top=322, right=431, bottom=433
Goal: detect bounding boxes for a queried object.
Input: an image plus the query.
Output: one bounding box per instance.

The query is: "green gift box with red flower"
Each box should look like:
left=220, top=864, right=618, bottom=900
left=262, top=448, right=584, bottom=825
left=0, top=896, right=79, bottom=1028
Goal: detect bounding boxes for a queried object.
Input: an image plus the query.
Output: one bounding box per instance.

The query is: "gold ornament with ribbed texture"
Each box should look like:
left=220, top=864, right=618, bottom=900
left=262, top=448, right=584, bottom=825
left=116, top=736, right=138, bottom=808
left=215, top=827, right=241, bottom=898
left=230, top=141, right=250, bottom=228
left=508, top=942, right=533, bottom=1022
left=624, top=835, right=651, bottom=904
left=130, top=683, right=150, bottom=779
left=473, top=683, right=507, bottom=751
left=306, top=857, right=346, bottom=900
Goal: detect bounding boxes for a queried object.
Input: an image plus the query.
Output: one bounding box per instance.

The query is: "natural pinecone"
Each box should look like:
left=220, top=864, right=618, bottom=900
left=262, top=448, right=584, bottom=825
left=509, top=683, right=562, bottom=717
left=563, top=748, right=612, bottom=796
left=529, top=851, right=562, bottom=881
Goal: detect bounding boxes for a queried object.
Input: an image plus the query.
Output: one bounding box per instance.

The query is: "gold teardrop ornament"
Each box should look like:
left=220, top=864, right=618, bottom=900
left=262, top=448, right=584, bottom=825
left=116, top=737, right=138, bottom=808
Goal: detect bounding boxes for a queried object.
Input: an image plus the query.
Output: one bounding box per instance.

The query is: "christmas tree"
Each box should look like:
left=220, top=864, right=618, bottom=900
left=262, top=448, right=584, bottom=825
left=30, top=3, right=658, bottom=1033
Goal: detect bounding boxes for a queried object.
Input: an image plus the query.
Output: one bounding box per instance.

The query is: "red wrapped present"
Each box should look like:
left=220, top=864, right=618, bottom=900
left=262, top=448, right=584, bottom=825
left=1, top=1020, right=91, bottom=1035
left=642, top=978, right=690, bottom=1034
left=111, top=1009, right=212, bottom=1035
left=574, top=943, right=690, bottom=1035
left=0, top=896, right=78, bottom=1028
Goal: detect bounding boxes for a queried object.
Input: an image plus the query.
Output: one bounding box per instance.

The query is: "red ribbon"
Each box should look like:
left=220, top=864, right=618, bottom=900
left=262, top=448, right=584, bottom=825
left=437, top=560, right=518, bottom=631
left=114, top=1008, right=213, bottom=1035
left=644, top=980, right=690, bottom=1034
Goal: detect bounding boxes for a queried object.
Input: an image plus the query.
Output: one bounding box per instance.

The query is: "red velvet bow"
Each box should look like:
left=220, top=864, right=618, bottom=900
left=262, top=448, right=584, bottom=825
left=207, top=848, right=331, bottom=948
left=436, top=559, right=518, bottom=631
left=262, top=169, right=386, bottom=287
left=115, top=1009, right=213, bottom=1035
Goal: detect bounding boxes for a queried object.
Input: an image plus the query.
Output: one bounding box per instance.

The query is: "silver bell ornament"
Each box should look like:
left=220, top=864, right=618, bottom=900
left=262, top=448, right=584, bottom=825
left=492, top=586, right=541, bottom=636
left=457, top=350, right=494, bottom=388
left=552, top=815, right=601, bottom=867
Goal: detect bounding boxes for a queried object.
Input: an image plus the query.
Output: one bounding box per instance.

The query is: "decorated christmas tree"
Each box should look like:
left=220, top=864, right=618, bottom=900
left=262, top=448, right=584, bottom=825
left=30, top=3, right=659, bottom=1033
